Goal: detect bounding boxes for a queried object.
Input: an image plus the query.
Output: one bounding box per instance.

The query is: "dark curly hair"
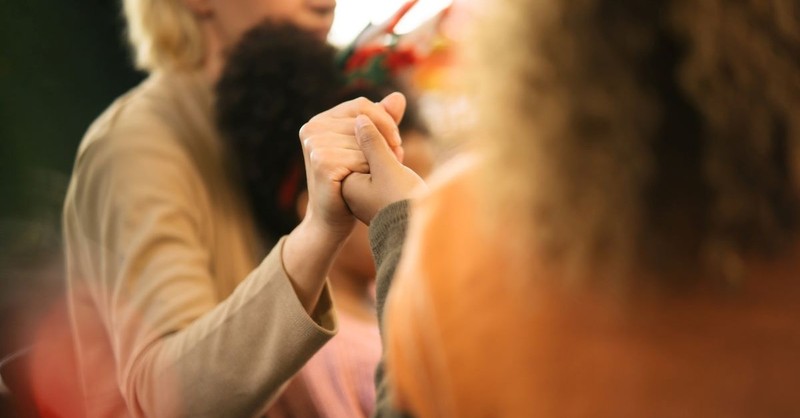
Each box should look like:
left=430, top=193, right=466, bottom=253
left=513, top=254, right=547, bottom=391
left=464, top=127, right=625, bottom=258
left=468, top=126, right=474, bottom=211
left=215, top=21, right=345, bottom=242
left=473, top=0, right=800, bottom=282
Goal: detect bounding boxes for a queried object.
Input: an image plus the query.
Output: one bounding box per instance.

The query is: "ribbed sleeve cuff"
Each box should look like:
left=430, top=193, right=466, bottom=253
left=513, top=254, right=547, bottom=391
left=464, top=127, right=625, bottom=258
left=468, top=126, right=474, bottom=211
left=369, top=200, right=410, bottom=268
left=368, top=200, right=410, bottom=325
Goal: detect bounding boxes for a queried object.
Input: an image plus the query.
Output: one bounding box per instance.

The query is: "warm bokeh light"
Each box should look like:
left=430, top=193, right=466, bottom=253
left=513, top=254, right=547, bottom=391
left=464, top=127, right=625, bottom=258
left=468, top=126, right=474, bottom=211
left=328, top=0, right=453, bottom=46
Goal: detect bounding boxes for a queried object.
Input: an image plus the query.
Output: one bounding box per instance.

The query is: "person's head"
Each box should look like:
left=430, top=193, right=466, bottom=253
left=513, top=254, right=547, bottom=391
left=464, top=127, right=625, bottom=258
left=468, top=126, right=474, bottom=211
left=215, top=21, right=344, bottom=243
left=123, top=0, right=336, bottom=72
left=471, top=0, right=800, bottom=283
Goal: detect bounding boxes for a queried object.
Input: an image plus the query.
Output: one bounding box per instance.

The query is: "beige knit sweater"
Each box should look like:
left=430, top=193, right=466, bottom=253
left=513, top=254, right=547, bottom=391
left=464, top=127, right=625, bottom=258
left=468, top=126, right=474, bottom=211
left=62, top=71, right=337, bottom=418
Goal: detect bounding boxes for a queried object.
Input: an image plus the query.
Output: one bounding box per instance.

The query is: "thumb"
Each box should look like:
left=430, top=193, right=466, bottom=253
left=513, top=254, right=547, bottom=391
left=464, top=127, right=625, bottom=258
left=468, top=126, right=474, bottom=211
left=379, top=92, right=407, bottom=125
left=355, top=114, right=397, bottom=174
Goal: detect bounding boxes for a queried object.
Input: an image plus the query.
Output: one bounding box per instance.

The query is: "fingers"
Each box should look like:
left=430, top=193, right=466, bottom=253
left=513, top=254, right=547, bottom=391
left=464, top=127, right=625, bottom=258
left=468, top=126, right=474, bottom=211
left=341, top=172, right=374, bottom=225
left=309, top=148, right=369, bottom=181
left=355, top=114, right=400, bottom=175
left=299, top=132, right=354, bottom=190
left=300, top=118, right=366, bottom=137
left=309, top=96, right=404, bottom=148
left=300, top=129, right=368, bottom=203
left=379, top=92, right=407, bottom=126
left=302, top=133, right=361, bottom=154
left=391, top=144, right=405, bottom=163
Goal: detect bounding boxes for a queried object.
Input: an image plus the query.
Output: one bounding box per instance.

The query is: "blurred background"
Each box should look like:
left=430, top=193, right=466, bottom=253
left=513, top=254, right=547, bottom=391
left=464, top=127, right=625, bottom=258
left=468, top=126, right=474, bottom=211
left=0, top=0, right=463, bottom=385
left=0, top=0, right=144, bottom=364
left=0, top=3, right=144, bottom=413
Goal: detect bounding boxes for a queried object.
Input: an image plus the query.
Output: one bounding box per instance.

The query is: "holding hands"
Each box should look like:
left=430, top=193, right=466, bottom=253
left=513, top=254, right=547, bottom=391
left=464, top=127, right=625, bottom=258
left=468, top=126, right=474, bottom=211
left=283, top=92, right=412, bottom=314
left=300, top=91, right=428, bottom=230
left=298, top=92, right=408, bottom=239
left=285, top=90, right=427, bottom=313
left=342, top=113, right=428, bottom=224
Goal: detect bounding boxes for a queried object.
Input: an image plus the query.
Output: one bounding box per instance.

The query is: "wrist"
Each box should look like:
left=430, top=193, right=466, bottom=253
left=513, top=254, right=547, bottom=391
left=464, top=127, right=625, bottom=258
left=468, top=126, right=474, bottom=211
left=300, top=213, right=354, bottom=245
left=285, top=216, right=352, bottom=272
left=281, top=217, right=350, bottom=314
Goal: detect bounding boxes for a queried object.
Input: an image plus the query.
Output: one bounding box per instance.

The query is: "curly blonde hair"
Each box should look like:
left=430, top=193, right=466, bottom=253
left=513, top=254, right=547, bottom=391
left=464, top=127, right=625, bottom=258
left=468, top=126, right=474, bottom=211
left=472, top=0, right=800, bottom=282
left=122, top=0, right=206, bottom=72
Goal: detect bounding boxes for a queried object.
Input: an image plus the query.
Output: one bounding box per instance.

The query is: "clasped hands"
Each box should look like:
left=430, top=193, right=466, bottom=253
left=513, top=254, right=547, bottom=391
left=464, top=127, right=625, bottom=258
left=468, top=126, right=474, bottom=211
left=298, top=92, right=427, bottom=241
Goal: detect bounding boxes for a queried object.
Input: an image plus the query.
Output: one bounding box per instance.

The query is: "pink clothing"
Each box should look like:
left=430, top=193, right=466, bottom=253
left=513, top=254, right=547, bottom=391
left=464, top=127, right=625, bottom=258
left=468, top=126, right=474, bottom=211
left=268, top=310, right=382, bottom=418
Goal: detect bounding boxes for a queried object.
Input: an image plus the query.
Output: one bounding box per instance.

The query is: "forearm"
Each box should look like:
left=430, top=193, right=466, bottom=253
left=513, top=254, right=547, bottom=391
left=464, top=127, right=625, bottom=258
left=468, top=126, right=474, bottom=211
left=282, top=217, right=347, bottom=314
left=368, top=200, right=413, bottom=418
left=369, top=200, right=411, bottom=326
left=124, top=238, right=336, bottom=417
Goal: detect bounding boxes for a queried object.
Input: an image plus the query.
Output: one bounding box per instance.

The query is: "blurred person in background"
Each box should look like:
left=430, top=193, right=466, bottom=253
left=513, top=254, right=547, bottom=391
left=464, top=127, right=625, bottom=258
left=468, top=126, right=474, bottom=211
left=326, top=0, right=800, bottom=416
left=54, top=1, right=405, bottom=417
left=0, top=2, right=142, bottom=415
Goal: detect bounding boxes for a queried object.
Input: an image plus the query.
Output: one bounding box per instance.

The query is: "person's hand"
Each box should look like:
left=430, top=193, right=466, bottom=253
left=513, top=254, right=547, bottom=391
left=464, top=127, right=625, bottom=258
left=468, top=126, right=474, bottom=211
left=282, top=93, right=406, bottom=314
left=342, top=115, right=428, bottom=225
left=297, top=93, right=406, bottom=241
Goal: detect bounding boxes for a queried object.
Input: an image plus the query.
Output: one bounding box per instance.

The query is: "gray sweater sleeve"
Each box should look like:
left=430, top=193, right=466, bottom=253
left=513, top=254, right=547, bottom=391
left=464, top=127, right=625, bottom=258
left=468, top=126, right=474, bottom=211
left=370, top=199, right=411, bottom=326
left=368, top=200, right=414, bottom=418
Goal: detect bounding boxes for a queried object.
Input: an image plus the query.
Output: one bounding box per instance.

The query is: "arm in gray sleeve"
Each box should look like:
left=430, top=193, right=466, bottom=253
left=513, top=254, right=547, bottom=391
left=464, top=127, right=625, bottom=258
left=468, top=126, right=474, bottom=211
left=367, top=200, right=414, bottom=418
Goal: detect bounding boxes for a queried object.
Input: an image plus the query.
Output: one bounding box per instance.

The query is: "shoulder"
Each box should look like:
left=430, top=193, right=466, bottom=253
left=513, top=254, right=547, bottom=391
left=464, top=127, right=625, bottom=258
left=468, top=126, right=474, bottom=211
left=65, top=74, right=212, bottom=225
left=75, top=72, right=209, bottom=165
left=422, top=153, right=481, bottom=198
left=408, top=153, right=484, bottom=245
left=75, top=78, right=165, bottom=164
left=72, top=73, right=216, bottom=187
left=391, top=152, right=488, bottom=306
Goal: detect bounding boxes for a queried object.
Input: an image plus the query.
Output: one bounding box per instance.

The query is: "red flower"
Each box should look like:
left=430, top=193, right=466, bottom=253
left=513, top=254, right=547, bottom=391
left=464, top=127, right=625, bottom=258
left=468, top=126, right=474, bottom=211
left=385, top=47, right=418, bottom=73
left=345, top=46, right=386, bottom=73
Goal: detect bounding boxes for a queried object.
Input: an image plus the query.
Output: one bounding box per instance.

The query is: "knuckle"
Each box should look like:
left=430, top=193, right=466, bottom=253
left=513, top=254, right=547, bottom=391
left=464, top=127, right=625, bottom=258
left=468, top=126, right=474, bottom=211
left=353, top=97, right=371, bottom=107
left=301, top=118, right=326, bottom=135
left=353, top=97, right=374, bottom=112
left=309, top=149, right=323, bottom=166
left=311, top=148, right=333, bottom=165
left=299, top=122, right=312, bottom=138
left=308, top=114, right=326, bottom=125
left=304, top=135, right=320, bottom=150
left=359, top=129, right=377, bottom=143
left=316, top=147, right=330, bottom=158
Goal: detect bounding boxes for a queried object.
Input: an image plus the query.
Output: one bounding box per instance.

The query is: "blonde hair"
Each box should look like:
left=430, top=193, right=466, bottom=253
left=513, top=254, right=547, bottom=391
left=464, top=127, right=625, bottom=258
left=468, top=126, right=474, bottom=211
left=471, top=0, right=800, bottom=283
left=123, top=0, right=206, bottom=72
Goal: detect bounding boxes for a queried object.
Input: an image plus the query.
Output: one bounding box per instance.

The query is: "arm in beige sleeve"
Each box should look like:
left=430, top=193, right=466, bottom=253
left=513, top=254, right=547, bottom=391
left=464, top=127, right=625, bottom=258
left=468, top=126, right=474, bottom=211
left=68, top=128, right=336, bottom=417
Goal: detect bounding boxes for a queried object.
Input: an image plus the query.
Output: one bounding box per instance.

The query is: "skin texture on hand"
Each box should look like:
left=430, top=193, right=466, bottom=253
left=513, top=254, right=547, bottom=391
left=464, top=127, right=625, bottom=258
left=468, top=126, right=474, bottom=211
left=342, top=115, right=428, bottom=225
left=282, top=94, right=406, bottom=314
